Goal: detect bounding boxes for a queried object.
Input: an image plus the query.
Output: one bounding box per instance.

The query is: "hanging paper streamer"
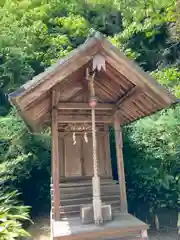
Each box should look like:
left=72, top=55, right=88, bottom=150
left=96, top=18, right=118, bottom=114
left=92, top=54, right=106, bottom=72
left=73, top=132, right=76, bottom=145
left=84, top=132, right=88, bottom=143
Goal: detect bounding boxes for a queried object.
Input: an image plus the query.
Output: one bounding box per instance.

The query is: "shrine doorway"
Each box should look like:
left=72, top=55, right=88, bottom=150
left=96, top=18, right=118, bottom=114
left=58, top=125, right=112, bottom=179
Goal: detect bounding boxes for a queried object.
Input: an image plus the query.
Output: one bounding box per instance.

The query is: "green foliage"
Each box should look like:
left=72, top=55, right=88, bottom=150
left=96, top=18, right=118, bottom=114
left=0, top=188, right=31, bottom=240
left=109, top=0, right=179, bottom=70
left=0, top=111, right=51, bottom=213
left=151, top=67, right=180, bottom=97
left=122, top=106, right=180, bottom=212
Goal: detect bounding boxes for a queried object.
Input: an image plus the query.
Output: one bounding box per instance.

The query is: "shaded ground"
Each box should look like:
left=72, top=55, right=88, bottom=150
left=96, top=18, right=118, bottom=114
left=149, top=230, right=179, bottom=240
left=27, top=215, right=179, bottom=240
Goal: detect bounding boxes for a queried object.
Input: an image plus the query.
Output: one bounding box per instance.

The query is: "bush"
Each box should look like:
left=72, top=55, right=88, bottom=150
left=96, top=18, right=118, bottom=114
left=0, top=111, right=51, bottom=215
left=122, top=106, right=180, bottom=213
left=0, top=188, right=31, bottom=240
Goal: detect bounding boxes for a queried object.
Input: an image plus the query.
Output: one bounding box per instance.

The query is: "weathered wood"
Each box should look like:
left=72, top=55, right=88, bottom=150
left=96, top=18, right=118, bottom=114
left=91, top=106, right=103, bottom=224
left=83, top=135, right=93, bottom=176
left=60, top=85, right=83, bottom=102
left=51, top=90, right=60, bottom=220
left=52, top=213, right=148, bottom=240
left=102, top=39, right=177, bottom=104
left=117, top=87, right=139, bottom=106
left=64, top=135, right=82, bottom=177
left=57, top=130, right=111, bottom=179
left=105, top=63, right=133, bottom=90
left=94, top=81, right=116, bottom=101
left=98, top=76, right=124, bottom=97
left=104, top=124, right=112, bottom=177
left=26, top=96, right=51, bottom=121
left=97, top=135, right=106, bottom=176
left=60, top=131, right=106, bottom=135
left=117, top=106, right=137, bottom=123
left=57, top=102, right=116, bottom=110
left=58, top=133, right=65, bottom=177
left=117, top=111, right=131, bottom=124
left=56, top=114, right=113, bottom=123
left=68, top=89, right=83, bottom=101
left=10, top=32, right=178, bottom=130
left=131, top=99, right=149, bottom=116
left=124, top=102, right=144, bottom=118
left=114, top=113, right=128, bottom=213
left=145, top=90, right=166, bottom=108
left=80, top=137, right=85, bottom=176
left=95, top=77, right=118, bottom=99
left=19, top=38, right=101, bottom=108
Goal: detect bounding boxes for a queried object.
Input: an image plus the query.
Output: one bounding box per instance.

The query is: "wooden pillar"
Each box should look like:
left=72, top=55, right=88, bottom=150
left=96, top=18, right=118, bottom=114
left=104, top=124, right=112, bottom=177
left=51, top=90, right=60, bottom=221
left=113, top=113, right=128, bottom=213
left=91, top=106, right=103, bottom=224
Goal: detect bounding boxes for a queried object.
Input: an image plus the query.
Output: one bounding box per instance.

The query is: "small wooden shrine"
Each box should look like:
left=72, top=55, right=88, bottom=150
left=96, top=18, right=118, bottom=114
left=9, top=32, right=178, bottom=240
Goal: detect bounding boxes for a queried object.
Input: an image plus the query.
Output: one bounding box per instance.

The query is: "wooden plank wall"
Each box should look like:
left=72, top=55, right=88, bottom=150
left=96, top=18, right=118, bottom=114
left=64, top=135, right=82, bottom=177
left=58, top=126, right=112, bottom=179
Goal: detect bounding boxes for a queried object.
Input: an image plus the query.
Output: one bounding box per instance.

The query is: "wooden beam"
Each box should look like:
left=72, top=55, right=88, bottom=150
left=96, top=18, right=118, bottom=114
left=57, top=114, right=112, bottom=123
left=104, top=124, right=112, bottom=177
left=51, top=90, right=60, bottom=221
left=105, top=63, right=132, bottom=91
left=94, top=81, right=116, bottom=101
left=57, top=102, right=116, bottom=110
left=113, top=113, right=128, bottom=213
left=94, top=86, right=110, bottom=102
left=102, top=40, right=177, bottom=105
left=117, top=87, right=139, bottom=106
left=95, top=76, right=118, bottom=97
left=99, top=76, right=124, bottom=97
left=118, top=107, right=136, bottom=122
left=116, top=87, right=165, bottom=123
left=79, top=76, right=89, bottom=102
left=102, top=46, right=147, bottom=88
left=68, top=89, right=83, bottom=101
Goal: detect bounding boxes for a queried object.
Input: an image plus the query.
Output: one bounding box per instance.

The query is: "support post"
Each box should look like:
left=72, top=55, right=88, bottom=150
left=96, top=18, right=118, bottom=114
left=91, top=106, right=103, bottom=225
left=113, top=112, right=128, bottom=213
left=51, top=90, right=60, bottom=221
left=104, top=124, right=112, bottom=177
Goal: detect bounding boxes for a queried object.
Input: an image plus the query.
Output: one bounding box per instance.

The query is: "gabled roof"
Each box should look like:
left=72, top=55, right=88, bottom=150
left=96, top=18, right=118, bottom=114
left=9, top=31, right=178, bottom=131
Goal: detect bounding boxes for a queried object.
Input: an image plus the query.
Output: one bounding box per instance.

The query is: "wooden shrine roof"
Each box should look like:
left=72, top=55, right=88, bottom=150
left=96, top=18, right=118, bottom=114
left=9, top=32, right=178, bottom=131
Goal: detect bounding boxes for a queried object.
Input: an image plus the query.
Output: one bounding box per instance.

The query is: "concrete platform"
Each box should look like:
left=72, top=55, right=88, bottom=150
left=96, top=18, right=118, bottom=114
left=52, top=212, right=149, bottom=240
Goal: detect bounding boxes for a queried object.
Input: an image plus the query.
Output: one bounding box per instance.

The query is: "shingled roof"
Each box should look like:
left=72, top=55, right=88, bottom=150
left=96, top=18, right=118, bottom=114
left=9, top=31, right=178, bottom=131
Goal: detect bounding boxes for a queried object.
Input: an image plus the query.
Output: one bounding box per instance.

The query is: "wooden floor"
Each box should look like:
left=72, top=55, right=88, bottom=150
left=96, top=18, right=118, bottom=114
left=52, top=212, right=148, bottom=239
left=27, top=209, right=179, bottom=240
left=27, top=215, right=179, bottom=240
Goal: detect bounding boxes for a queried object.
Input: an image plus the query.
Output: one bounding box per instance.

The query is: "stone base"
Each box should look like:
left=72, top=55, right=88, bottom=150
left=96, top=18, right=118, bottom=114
left=80, top=204, right=112, bottom=224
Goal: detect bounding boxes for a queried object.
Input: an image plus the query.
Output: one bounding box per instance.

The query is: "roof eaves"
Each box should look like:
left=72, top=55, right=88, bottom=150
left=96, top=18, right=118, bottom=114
left=9, top=31, right=104, bottom=101
left=101, top=37, right=179, bottom=105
